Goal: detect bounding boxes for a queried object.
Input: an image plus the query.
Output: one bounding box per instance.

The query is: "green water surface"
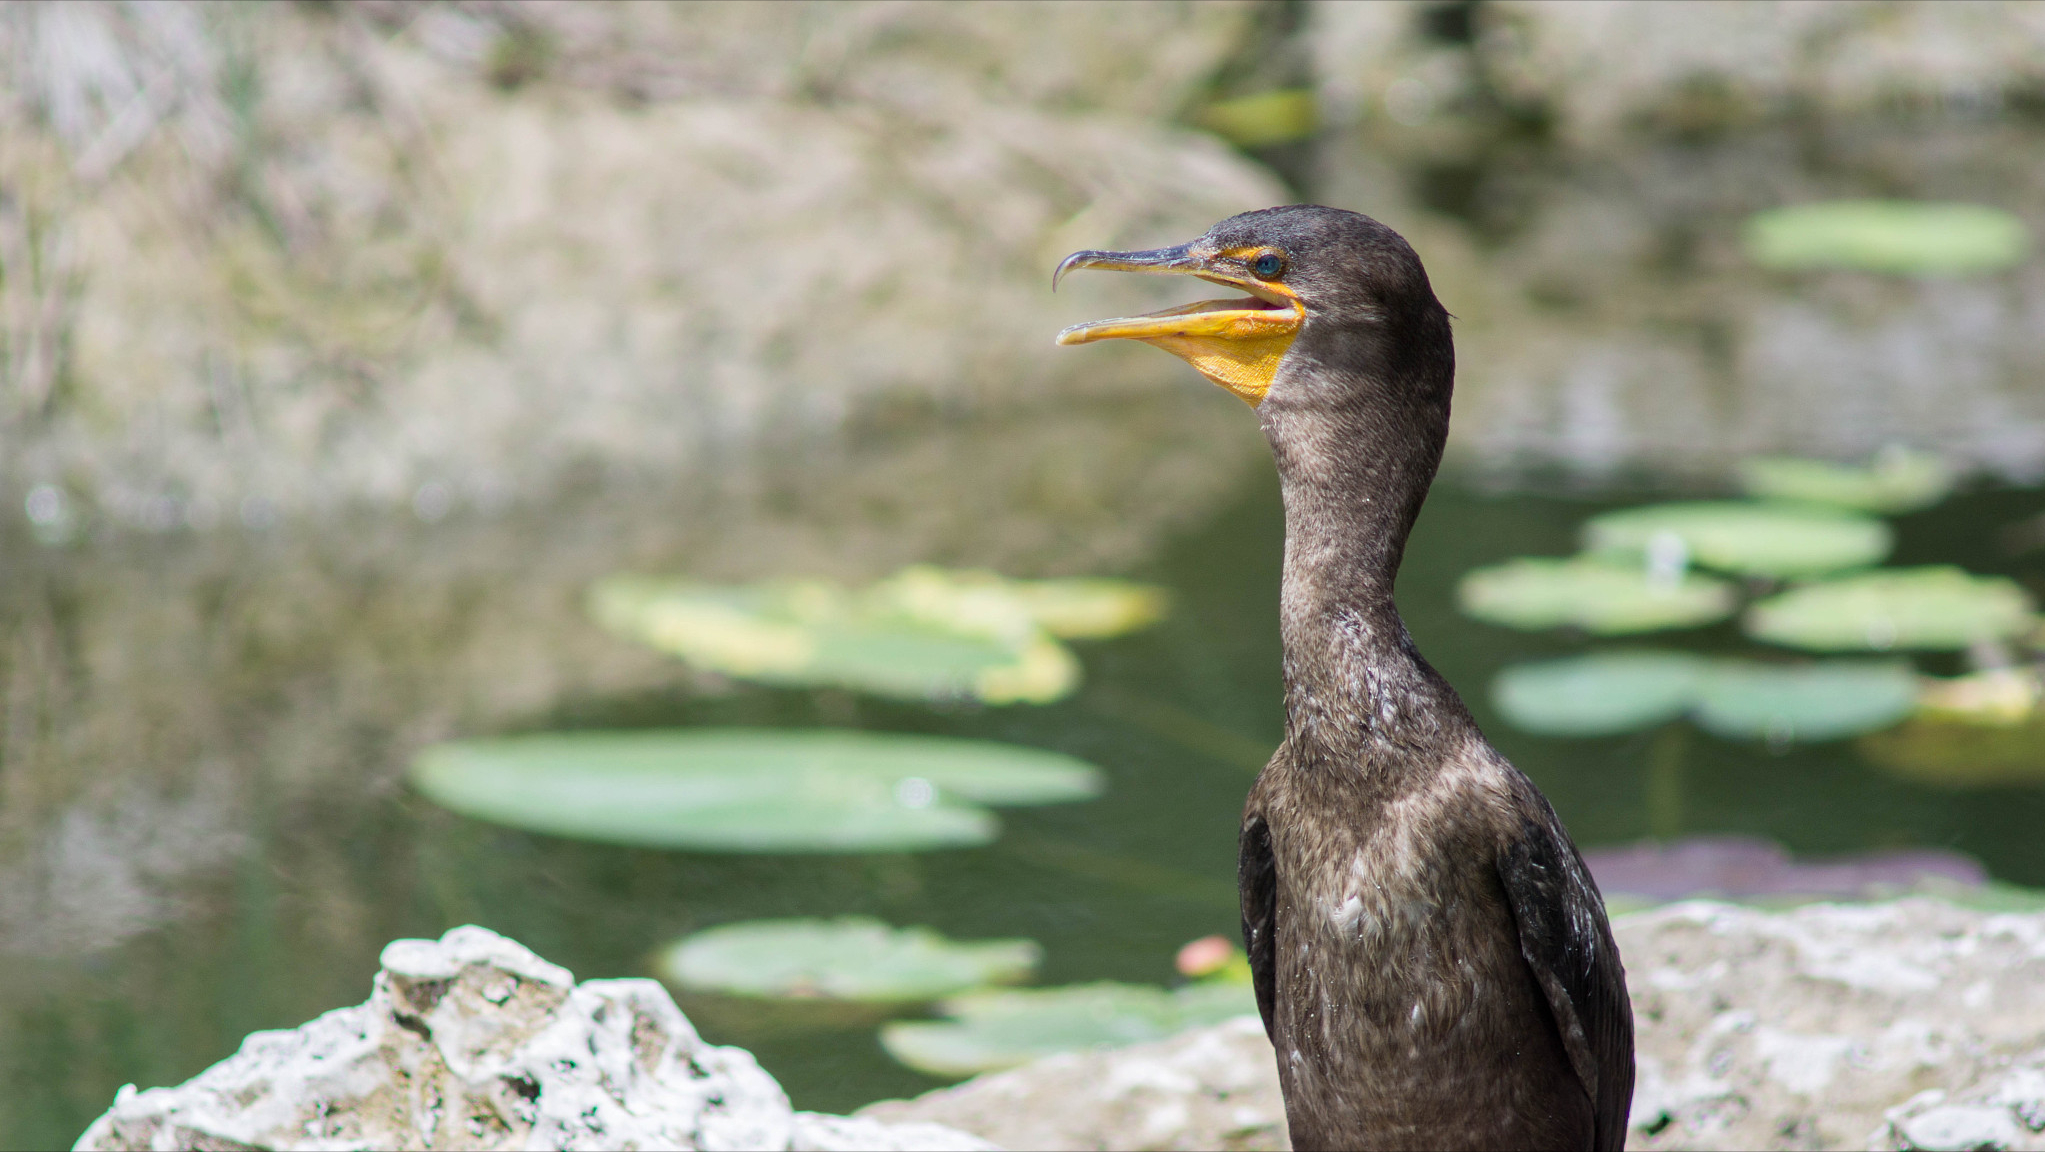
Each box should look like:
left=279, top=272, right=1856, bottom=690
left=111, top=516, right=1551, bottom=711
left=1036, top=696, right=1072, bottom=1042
left=5, top=465, right=2043, bottom=1147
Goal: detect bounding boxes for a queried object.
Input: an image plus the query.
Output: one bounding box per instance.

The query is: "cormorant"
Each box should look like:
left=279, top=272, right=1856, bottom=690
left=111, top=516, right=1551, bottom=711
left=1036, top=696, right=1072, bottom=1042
left=1054, top=206, right=1634, bottom=1151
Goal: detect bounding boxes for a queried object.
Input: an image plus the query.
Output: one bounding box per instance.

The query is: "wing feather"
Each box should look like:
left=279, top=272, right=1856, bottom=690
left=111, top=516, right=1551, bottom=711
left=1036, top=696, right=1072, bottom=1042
left=1497, top=805, right=1636, bottom=1152
left=1239, top=813, right=1277, bottom=1040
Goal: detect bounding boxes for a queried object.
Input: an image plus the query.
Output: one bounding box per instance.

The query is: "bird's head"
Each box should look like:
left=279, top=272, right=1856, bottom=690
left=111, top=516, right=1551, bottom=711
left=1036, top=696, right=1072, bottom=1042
left=1054, top=205, right=1445, bottom=409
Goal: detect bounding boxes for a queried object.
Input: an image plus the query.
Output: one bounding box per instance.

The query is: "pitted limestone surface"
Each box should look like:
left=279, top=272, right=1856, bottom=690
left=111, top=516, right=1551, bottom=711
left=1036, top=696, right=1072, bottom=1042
left=73, top=925, right=992, bottom=1152
left=865, top=900, right=2045, bottom=1152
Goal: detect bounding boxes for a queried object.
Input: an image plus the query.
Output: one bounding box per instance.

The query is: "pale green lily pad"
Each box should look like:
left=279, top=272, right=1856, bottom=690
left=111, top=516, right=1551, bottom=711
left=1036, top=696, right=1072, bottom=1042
left=591, top=573, right=1078, bottom=705
left=1491, top=652, right=1913, bottom=742
left=1917, top=668, right=2040, bottom=723
left=1000, top=579, right=1170, bottom=640
left=1856, top=669, right=2045, bottom=788
left=655, top=918, right=1040, bottom=1003
left=1693, top=660, right=1917, bottom=742
left=1745, top=566, right=2036, bottom=652
left=591, top=567, right=1165, bottom=705
left=1736, top=450, right=1954, bottom=514
left=1492, top=652, right=1708, bottom=736
left=1744, top=200, right=2029, bottom=275
left=1197, top=89, right=1318, bottom=147
left=409, top=728, right=1103, bottom=853
left=1457, top=557, right=1736, bottom=635
left=880, top=981, right=1259, bottom=1077
left=1861, top=714, right=2045, bottom=788
left=876, top=567, right=1169, bottom=642
left=1584, top=501, right=1891, bottom=579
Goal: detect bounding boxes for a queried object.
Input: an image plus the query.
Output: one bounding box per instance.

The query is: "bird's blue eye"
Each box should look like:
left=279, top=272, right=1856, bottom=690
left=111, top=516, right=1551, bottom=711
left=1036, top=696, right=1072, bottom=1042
left=1251, top=252, right=1285, bottom=278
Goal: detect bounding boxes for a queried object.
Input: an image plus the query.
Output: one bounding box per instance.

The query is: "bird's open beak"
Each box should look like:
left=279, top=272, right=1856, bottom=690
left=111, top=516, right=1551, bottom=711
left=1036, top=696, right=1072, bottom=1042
left=1053, top=243, right=1303, bottom=407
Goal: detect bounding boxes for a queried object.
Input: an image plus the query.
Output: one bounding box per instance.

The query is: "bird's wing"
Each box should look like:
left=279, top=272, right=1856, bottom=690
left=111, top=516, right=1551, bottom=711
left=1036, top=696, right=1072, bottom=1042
left=1496, top=804, right=1637, bottom=1152
left=1238, top=813, right=1277, bottom=1040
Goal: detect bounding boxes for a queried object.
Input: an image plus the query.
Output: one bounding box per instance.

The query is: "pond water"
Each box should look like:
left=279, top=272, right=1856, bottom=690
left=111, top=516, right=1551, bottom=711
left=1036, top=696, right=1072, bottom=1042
left=4, top=442, right=2043, bottom=1146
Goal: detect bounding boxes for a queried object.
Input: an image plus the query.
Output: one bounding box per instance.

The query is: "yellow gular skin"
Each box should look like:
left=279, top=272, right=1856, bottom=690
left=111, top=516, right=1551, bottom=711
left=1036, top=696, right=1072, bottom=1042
left=1055, top=299, right=1302, bottom=407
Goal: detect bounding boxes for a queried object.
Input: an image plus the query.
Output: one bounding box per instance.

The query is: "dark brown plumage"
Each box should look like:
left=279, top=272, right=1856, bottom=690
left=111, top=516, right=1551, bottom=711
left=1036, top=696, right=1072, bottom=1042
left=1060, top=205, right=1635, bottom=1151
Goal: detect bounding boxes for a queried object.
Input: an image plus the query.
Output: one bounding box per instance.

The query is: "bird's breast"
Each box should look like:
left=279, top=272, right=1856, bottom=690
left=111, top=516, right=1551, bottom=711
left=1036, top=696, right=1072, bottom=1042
left=1264, top=761, right=1526, bottom=1051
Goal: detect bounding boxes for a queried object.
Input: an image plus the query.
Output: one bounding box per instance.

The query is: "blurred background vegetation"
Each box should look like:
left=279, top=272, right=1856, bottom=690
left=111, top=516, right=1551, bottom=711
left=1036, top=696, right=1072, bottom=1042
left=6, top=1, right=2045, bottom=1146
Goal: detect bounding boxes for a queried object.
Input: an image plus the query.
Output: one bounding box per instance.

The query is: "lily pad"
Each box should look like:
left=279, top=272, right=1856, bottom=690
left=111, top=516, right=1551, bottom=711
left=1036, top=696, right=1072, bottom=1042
left=1491, top=651, right=1912, bottom=742
left=1492, top=651, right=1708, bottom=736
left=591, top=574, right=1078, bottom=705
left=409, top=728, right=1103, bottom=853
left=1917, top=668, right=2041, bottom=724
left=1861, top=714, right=2045, bottom=788
left=1744, top=200, right=2029, bottom=275
left=1197, top=89, right=1318, bottom=147
left=875, top=567, right=1169, bottom=642
left=591, top=567, right=1166, bottom=705
left=1584, top=502, right=1891, bottom=579
left=879, top=981, right=1259, bottom=1077
left=1744, top=566, right=2036, bottom=652
left=655, top=918, right=1040, bottom=1003
left=1692, top=660, right=1917, bottom=742
left=1001, top=580, right=1171, bottom=640
left=1736, top=450, right=1954, bottom=514
left=1457, top=557, right=1736, bottom=635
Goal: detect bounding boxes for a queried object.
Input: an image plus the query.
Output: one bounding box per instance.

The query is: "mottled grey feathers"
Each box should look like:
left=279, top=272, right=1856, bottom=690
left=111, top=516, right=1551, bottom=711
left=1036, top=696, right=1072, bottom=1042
left=1498, top=793, right=1637, bottom=1151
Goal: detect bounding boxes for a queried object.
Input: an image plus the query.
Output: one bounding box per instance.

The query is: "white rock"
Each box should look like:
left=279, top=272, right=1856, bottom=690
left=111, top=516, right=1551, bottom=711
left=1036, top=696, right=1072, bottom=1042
left=793, top=1112, right=999, bottom=1152
left=1997, top=1068, right=2045, bottom=1131
left=1890, top=1104, right=2024, bottom=1151
left=1873, top=1064, right=2045, bottom=1152
left=859, top=1014, right=1285, bottom=1152
left=0, top=1, right=1283, bottom=527
left=1326, top=0, right=2045, bottom=148
left=72, top=925, right=995, bottom=1152
left=1614, top=901, right=2045, bottom=1151
left=869, top=900, right=2045, bottom=1152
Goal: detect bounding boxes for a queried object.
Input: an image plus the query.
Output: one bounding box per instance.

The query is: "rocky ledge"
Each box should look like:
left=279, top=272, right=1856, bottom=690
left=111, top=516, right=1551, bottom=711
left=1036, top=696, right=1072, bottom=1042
left=79, top=899, right=2045, bottom=1152
left=72, top=926, right=990, bottom=1152
left=866, top=899, right=2045, bottom=1152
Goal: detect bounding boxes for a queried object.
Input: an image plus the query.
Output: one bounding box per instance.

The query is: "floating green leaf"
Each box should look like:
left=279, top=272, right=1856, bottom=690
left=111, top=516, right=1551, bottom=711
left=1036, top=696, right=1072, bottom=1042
left=590, top=567, right=1166, bottom=705
left=1584, top=501, right=1891, bottom=579
left=999, top=578, right=1171, bottom=640
left=1457, top=557, right=1736, bottom=635
left=1492, top=652, right=1707, bottom=736
left=1917, top=668, right=2041, bottom=724
left=1853, top=669, right=2045, bottom=788
left=655, top=918, right=1040, bottom=1003
left=876, top=567, right=1168, bottom=642
left=1736, top=450, right=1954, bottom=514
left=1744, top=200, right=2029, bottom=275
left=1745, top=566, right=2036, bottom=652
left=1492, top=652, right=1915, bottom=742
left=409, top=728, right=1103, bottom=853
left=880, top=981, right=1258, bottom=1077
left=591, top=573, right=1076, bottom=704
left=1861, top=714, right=2045, bottom=788
left=1692, top=660, right=1917, bottom=742
left=1196, top=89, right=1318, bottom=147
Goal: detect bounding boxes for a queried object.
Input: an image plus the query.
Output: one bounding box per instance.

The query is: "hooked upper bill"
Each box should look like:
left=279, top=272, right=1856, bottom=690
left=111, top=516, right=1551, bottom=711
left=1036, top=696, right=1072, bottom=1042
left=1053, top=243, right=1304, bottom=407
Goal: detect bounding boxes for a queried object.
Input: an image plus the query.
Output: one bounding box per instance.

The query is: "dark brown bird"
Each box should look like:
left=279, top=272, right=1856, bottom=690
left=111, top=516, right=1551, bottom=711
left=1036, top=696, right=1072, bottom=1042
left=1055, top=205, right=1634, bottom=1151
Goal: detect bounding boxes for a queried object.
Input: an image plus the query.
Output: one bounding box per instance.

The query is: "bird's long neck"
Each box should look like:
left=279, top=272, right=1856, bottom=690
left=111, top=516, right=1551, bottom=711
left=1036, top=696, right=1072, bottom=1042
left=1261, top=324, right=1457, bottom=767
